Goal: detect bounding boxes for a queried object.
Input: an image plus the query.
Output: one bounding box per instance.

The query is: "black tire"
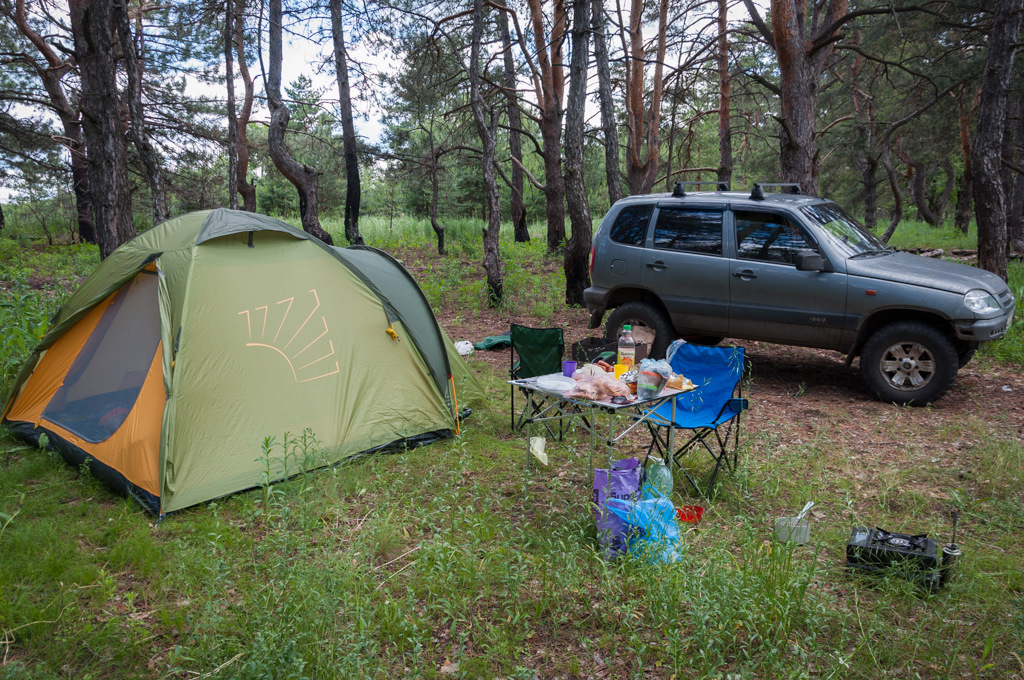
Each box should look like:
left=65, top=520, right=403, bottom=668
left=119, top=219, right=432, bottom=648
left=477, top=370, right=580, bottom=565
left=684, top=335, right=724, bottom=347
left=604, top=301, right=675, bottom=359
left=860, top=321, right=958, bottom=406
left=958, top=343, right=978, bottom=369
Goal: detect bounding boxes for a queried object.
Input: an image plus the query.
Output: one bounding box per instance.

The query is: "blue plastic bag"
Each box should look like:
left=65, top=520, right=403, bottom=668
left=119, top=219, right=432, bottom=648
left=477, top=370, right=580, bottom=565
left=605, top=496, right=682, bottom=563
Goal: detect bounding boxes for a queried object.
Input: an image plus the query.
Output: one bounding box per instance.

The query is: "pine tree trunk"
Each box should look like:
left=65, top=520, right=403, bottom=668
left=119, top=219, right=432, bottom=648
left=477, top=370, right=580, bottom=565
left=469, top=0, right=503, bottom=305
left=953, top=92, right=975, bottom=233
left=591, top=0, right=621, bottom=205
left=880, top=141, right=903, bottom=243
left=768, top=0, right=848, bottom=195
left=859, top=156, right=878, bottom=229
left=526, top=0, right=566, bottom=253
left=428, top=126, right=445, bottom=255
left=972, top=0, right=1023, bottom=280
left=498, top=4, right=529, bottom=242
left=330, top=0, right=364, bottom=246
left=624, top=0, right=669, bottom=195
left=234, top=0, right=257, bottom=212
left=564, top=0, right=592, bottom=306
left=908, top=159, right=941, bottom=225
left=115, top=1, right=168, bottom=226
left=14, top=0, right=95, bottom=243
left=267, top=0, right=333, bottom=245
left=1008, top=92, right=1024, bottom=252
left=717, top=0, right=732, bottom=187
left=70, top=0, right=135, bottom=260
left=225, top=0, right=238, bottom=211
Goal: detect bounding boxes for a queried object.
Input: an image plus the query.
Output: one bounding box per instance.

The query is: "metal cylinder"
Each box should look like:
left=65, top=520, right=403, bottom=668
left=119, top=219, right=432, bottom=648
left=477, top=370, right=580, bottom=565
left=941, top=545, right=961, bottom=585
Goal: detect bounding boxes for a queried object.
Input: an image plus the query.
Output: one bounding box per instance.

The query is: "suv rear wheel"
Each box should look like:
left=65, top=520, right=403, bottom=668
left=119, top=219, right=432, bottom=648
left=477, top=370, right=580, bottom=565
left=604, top=302, right=675, bottom=359
left=860, top=321, right=958, bottom=405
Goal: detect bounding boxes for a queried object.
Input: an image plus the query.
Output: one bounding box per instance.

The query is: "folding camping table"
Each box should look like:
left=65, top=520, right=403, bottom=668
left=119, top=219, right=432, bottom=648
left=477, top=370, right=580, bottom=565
left=509, top=373, right=691, bottom=485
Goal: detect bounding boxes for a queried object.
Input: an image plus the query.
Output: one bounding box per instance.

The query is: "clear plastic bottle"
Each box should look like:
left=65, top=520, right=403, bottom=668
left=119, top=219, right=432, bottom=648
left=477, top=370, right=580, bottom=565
left=617, top=324, right=636, bottom=370
left=646, top=456, right=673, bottom=498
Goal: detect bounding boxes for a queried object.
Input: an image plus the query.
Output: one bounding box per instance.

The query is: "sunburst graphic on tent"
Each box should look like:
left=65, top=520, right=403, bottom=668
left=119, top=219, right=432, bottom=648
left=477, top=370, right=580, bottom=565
left=238, top=289, right=340, bottom=383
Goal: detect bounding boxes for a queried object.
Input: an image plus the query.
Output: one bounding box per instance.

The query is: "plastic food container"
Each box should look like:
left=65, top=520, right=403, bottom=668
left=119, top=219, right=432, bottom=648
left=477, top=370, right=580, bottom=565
left=677, top=505, right=704, bottom=523
left=774, top=516, right=810, bottom=543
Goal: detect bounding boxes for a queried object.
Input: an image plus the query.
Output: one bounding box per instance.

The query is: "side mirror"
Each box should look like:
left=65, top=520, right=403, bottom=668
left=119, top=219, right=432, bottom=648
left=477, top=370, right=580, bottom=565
left=795, top=251, right=824, bottom=271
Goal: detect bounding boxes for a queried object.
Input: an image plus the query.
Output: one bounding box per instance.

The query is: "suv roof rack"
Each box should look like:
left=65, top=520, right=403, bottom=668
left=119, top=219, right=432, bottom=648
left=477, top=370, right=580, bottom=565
left=750, top=182, right=803, bottom=200
left=672, top=180, right=730, bottom=197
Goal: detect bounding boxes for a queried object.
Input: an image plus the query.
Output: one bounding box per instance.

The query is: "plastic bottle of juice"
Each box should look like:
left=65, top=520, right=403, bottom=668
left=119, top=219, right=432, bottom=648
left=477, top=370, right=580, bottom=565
left=617, top=325, right=636, bottom=370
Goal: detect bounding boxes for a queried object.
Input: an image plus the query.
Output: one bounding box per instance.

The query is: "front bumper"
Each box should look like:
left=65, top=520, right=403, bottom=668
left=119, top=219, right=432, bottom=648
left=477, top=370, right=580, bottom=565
left=953, top=306, right=1016, bottom=342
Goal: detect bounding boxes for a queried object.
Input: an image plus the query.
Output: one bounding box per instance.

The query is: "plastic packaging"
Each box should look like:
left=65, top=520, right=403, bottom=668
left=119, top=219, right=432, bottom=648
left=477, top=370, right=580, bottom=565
left=637, top=358, right=672, bottom=399
left=645, top=457, right=673, bottom=498
left=617, top=325, right=636, bottom=370
left=605, top=497, right=682, bottom=563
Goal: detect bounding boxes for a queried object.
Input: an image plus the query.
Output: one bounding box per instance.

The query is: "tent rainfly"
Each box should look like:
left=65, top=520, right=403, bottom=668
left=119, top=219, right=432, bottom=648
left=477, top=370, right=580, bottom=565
left=3, top=209, right=483, bottom=515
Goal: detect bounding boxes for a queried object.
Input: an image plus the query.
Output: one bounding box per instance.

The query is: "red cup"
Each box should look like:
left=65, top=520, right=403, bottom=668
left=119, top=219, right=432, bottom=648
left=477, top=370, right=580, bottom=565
left=677, top=505, right=704, bottom=523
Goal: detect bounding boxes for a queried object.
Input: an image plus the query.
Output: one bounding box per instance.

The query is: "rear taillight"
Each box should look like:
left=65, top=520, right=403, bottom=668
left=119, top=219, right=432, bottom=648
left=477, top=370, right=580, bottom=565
left=589, top=244, right=596, bottom=278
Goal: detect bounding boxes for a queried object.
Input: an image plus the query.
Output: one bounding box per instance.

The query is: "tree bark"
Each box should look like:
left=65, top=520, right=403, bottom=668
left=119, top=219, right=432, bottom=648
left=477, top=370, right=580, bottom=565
left=849, top=42, right=876, bottom=229
left=330, top=0, right=364, bottom=246
left=469, top=0, right=503, bottom=304
left=525, top=0, right=567, bottom=253
left=591, top=0, right=621, bottom=205
left=115, top=1, right=168, bottom=226
left=1007, top=92, right=1024, bottom=252
left=907, top=159, right=940, bottom=225
left=498, top=2, right=529, bottom=242
left=233, top=0, right=257, bottom=212
left=428, top=126, right=445, bottom=255
left=972, top=0, right=1023, bottom=280
left=880, top=140, right=903, bottom=244
left=623, top=0, right=669, bottom=195
left=225, top=0, right=238, bottom=210
left=745, top=0, right=848, bottom=195
left=13, top=0, right=95, bottom=243
left=564, top=0, right=592, bottom=306
left=717, top=0, right=732, bottom=187
left=69, top=0, right=135, bottom=260
left=267, top=0, right=333, bottom=244
left=953, top=90, right=976, bottom=233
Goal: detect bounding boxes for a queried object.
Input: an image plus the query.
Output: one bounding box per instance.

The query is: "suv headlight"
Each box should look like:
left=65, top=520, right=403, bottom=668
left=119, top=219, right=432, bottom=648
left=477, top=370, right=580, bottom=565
left=964, top=289, right=1001, bottom=314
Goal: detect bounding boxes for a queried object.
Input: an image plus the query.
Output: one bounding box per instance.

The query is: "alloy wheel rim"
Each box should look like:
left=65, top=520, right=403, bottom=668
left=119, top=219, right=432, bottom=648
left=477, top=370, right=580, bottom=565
left=878, top=341, right=936, bottom=391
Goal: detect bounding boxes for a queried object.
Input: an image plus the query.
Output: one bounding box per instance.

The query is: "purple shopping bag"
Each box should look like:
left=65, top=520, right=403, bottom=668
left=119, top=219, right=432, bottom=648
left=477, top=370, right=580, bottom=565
left=593, top=457, right=643, bottom=555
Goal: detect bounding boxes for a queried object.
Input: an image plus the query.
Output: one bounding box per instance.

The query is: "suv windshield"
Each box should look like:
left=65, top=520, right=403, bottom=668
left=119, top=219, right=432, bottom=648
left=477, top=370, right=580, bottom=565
left=800, top=203, right=888, bottom=257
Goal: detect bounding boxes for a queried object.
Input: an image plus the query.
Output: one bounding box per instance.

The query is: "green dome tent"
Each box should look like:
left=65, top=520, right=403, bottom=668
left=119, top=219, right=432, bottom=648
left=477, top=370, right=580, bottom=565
left=3, top=209, right=482, bottom=516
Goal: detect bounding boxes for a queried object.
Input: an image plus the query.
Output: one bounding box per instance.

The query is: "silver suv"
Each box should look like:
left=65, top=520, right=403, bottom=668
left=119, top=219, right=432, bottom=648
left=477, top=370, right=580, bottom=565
left=584, top=183, right=1016, bottom=405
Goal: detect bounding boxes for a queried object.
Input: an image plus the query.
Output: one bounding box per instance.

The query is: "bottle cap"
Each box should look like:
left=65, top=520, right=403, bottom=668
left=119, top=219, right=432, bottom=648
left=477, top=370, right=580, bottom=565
left=623, top=325, right=631, bottom=331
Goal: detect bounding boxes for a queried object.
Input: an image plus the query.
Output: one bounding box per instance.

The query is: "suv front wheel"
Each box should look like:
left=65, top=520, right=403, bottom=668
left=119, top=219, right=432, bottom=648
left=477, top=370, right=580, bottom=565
left=860, top=321, right=958, bottom=405
left=604, top=301, right=675, bottom=359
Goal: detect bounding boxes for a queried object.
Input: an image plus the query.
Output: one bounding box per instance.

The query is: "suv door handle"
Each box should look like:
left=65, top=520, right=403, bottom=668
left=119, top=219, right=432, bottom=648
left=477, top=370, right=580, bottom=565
left=646, top=261, right=668, bottom=271
left=733, top=270, right=757, bottom=280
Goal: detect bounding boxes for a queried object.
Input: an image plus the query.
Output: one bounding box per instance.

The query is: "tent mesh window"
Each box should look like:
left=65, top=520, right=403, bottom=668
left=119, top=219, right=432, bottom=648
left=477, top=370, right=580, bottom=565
left=42, top=271, right=161, bottom=442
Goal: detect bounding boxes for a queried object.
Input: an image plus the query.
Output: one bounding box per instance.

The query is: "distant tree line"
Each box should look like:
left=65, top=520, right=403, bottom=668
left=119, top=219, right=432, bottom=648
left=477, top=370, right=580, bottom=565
left=0, top=0, right=1021, bottom=300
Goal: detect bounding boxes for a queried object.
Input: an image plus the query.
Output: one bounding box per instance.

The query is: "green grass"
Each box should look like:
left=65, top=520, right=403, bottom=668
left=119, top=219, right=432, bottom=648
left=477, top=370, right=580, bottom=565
left=881, top=219, right=980, bottom=252
left=1, top=217, right=1023, bottom=678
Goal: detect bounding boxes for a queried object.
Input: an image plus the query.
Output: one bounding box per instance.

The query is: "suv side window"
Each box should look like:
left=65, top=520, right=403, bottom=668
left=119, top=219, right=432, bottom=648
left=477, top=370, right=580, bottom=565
left=735, top=210, right=815, bottom=265
left=652, top=207, right=723, bottom=255
left=609, top=204, right=653, bottom=246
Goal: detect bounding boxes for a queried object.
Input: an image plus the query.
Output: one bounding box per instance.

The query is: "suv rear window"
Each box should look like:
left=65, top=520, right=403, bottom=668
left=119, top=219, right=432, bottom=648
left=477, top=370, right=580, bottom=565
left=609, top=204, right=653, bottom=246
left=652, top=207, right=723, bottom=255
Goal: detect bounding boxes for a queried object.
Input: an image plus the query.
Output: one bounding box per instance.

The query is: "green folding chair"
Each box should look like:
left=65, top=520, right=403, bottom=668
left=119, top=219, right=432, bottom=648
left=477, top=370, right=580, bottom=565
left=510, top=323, right=565, bottom=434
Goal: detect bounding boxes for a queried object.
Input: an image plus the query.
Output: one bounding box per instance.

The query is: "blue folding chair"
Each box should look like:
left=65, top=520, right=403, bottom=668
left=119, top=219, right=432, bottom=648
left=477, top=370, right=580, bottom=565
left=645, top=344, right=748, bottom=496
